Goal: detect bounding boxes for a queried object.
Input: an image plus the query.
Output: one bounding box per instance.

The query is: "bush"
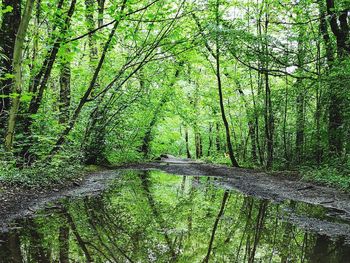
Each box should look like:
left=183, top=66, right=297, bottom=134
left=302, top=156, right=350, bottom=191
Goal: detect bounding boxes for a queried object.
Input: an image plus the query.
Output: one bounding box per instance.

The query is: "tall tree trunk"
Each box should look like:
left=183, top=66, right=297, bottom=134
left=233, top=79, right=257, bottom=164
left=85, top=0, right=98, bottom=64
left=4, top=0, right=35, bottom=151
left=295, top=15, right=306, bottom=163
left=295, top=82, right=305, bottom=162
left=82, top=0, right=106, bottom=164
left=97, top=0, right=105, bottom=27
left=283, top=75, right=290, bottom=167
left=195, top=131, right=202, bottom=159
left=249, top=69, right=262, bottom=165
left=325, top=0, right=349, bottom=155
left=316, top=0, right=334, bottom=163
left=214, top=1, right=239, bottom=167
left=59, top=56, right=71, bottom=124
left=263, top=10, right=274, bottom=169
left=207, top=122, right=213, bottom=156
left=185, top=126, right=191, bottom=158
left=0, top=0, right=21, bottom=140
left=215, top=122, right=221, bottom=153
left=264, top=72, right=274, bottom=169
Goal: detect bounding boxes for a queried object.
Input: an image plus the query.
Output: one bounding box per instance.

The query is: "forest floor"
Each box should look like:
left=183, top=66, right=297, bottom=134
left=1, top=155, right=350, bottom=241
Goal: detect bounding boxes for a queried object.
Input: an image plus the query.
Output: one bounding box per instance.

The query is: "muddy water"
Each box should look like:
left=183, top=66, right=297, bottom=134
left=1, top=170, right=350, bottom=263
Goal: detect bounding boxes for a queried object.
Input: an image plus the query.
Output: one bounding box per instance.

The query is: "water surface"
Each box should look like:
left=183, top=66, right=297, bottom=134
left=1, top=170, right=350, bottom=262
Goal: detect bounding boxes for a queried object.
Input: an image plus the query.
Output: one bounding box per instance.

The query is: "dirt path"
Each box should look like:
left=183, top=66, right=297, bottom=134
left=1, top=156, right=350, bottom=241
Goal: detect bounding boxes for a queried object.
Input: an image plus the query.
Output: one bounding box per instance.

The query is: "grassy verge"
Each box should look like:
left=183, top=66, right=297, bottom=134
left=0, top=161, right=105, bottom=188
left=301, top=165, right=350, bottom=191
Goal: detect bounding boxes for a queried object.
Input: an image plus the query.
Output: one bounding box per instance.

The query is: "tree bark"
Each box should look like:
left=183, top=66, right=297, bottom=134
left=262, top=11, right=274, bottom=169
left=185, top=127, right=191, bottom=158
left=207, top=122, right=213, bottom=156
left=214, top=2, right=239, bottom=167
left=97, top=0, right=105, bottom=27
left=4, top=0, right=35, bottom=151
left=0, top=0, right=21, bottom=139
left=59, top=56, right=71, bottom=124
left=325, top=0, right=349, bottom=155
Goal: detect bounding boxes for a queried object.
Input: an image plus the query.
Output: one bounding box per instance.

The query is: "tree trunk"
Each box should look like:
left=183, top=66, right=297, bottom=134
left=263, top=12, right=274, bottom=169
left=234, top=79, right=257, bottom=164
left=59, top=57, right=71, bottom=124
left=185, top=127, right=191, bottom=158
left=0, top=0, right=21, bottom=140
left=97, top=0, right=105, bottom=27
left=283, top=76, right=290, bottom=167
left=85, top=0, right=98, bottom=64
left=316, top=0, right=334, bottom=163
left=214, top=1, right=239, bottom=167
left=207, top=122, right=213, bottom=156
left=295, top=18, right=306, bottom=163
left=264, top=70, right=273, bottom=169
left=325, top=0, right=349, bottom=155
left=4, top=0, right=35, bottom=151
left=192, top=10, right=239, bottom=166
left=295, top=83, right=305, bottom=162
left=195, top=131, right=202, bottom=159
left=215, top=122, right=221, bottom=153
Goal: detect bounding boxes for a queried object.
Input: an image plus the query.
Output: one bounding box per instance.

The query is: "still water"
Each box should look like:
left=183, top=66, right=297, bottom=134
left=1, top=170, right=350, bottom=262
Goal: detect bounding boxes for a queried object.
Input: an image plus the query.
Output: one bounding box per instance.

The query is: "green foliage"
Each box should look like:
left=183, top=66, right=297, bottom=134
left=0, top=0, right=349, bottom=189
left=302, top=157, right=350, bottom=191
left=0, top=161, right=83, bottom=187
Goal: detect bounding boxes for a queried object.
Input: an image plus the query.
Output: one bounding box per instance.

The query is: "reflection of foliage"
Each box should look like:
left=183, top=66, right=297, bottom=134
left=0, top=170, right=349, bottom=262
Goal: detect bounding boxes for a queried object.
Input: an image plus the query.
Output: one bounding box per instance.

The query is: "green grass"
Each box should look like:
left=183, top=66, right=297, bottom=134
left=0, top=161, right=85, bottom=188
left=302, top=165, right=350, bottom=191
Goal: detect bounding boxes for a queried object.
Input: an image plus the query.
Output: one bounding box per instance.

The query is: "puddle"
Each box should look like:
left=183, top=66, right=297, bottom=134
left=0, top=170, right=350, bottom=262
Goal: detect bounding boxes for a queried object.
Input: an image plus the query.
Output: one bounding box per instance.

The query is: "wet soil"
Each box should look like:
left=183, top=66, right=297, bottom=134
left=1, top=156, right=350, bottom=241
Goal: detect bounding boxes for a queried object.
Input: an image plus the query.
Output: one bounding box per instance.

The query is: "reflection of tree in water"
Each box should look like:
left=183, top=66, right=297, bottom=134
left=1, top=170, right=350, bottom=262
left=203, top=189, right=229, bottom=263
left=307, top=235, right=350, bottom=263
left=0, top=231, right=22, bottom=263
left=139, top=171, right=178, bottom=261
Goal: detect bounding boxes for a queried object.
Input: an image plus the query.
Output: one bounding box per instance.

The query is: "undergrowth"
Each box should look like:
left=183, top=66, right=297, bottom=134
left=0, top=151, right=86, bottom=187
left=302, top=166, right=350, bottom=191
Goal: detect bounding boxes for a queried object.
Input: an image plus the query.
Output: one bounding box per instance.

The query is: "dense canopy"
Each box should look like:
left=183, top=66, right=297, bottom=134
left=0, top=0, right=349, bottom=185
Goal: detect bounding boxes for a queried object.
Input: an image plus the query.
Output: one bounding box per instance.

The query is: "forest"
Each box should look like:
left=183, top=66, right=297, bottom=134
left=0, top=0, right=350, bottom=185
left=1, top=0, right=350, bottom=262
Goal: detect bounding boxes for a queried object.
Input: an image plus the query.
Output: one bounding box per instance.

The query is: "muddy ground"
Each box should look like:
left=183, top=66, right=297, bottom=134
left=1, top=156, right=350, bottom=242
